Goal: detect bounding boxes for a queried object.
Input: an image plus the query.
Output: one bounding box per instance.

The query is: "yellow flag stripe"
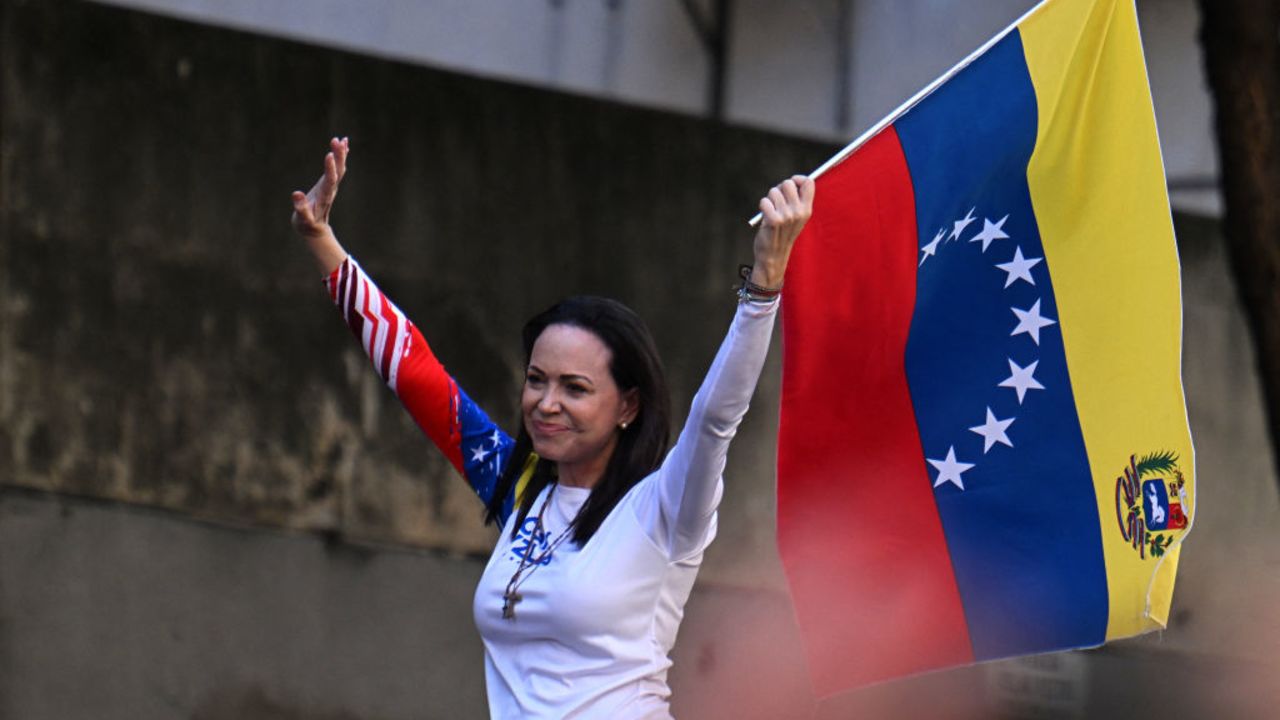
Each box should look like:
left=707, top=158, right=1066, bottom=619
left=1019, top=0, right=1195, bottom=639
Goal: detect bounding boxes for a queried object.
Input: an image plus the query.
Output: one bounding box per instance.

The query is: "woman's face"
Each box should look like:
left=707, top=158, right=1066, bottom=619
left=522, top=323, right=637, bottom=485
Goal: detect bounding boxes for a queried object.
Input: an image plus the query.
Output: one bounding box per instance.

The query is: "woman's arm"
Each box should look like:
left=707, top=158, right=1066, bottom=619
left=292, top=139, right=517, bottom=516
left=653, top=176, right=815, bottom=560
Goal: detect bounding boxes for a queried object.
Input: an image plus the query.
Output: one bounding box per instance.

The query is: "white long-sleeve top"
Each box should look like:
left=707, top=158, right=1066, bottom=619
left=473, top=299, right=779, bottom=719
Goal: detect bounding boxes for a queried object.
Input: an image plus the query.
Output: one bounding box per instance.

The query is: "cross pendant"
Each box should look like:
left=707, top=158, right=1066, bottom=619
left=502, top=591, right=522, bottom=620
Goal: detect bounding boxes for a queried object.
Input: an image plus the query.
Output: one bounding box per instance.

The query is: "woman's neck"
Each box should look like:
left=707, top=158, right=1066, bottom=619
left=556, top=462, right=602, bottom=489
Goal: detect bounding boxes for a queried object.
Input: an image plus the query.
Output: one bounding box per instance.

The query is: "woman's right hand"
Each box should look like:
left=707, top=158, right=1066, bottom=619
left=291, top=137, right=350, bottom=274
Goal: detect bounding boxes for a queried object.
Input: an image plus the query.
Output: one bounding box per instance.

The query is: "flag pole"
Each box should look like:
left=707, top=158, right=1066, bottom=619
left=747, top=0, right=1050, bottom=227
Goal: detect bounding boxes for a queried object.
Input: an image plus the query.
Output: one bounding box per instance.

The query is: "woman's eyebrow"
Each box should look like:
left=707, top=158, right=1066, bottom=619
left=526, top=363, right=595, bottom=385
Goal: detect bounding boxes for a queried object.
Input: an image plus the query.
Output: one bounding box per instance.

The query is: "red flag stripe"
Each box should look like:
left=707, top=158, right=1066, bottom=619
left=778, top=127, right=972, bottom=693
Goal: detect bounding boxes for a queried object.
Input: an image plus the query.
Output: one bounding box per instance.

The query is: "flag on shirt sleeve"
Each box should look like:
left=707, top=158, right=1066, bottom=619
left=324, top=257, right=530, bottom=522
left=776, top=0, right=1195, bottom=694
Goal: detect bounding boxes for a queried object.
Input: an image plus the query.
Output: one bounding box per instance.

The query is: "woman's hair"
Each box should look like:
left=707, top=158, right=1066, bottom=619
left=484, top=296, right=671, bottom=545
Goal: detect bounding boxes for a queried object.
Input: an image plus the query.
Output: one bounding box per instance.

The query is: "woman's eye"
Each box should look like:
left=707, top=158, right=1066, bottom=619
left=567, top=384, right=588, bottom=395
left=526, top=374, right=545, bottom=386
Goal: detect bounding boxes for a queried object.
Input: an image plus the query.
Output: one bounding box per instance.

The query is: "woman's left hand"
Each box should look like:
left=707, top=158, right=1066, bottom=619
left=752, top=175, right=816, bottom=289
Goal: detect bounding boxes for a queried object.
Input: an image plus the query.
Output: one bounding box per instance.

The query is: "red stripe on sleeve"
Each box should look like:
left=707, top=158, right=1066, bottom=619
left=777, top=127, right=973, bottom=693
left=396, top=323, right=466, bottom=474
left=325, top=264, right=341, bottom=304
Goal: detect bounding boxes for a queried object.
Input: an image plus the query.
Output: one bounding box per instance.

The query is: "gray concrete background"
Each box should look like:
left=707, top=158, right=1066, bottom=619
left=1, top=488, right=487, bottom=720
left=3, top=1, right=1279, bottom=719
left=0, top=0, right=828, bottom=584
left=87, top=0, right=1222, bottom=217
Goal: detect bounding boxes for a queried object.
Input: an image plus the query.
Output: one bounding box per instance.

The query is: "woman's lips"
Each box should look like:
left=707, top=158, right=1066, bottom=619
left=531, top=420, right=570, bottom=436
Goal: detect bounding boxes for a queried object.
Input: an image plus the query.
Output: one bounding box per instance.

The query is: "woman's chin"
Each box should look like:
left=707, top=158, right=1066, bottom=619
left=530, top=439, right=564, bottom=462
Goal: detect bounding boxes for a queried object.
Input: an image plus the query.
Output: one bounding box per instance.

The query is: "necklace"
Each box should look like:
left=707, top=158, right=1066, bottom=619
left=502, top=483, right=575, bottom=620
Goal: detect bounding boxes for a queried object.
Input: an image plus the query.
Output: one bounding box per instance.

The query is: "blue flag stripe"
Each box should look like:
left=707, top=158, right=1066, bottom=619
left=896, top=30, right=1109, bottom=660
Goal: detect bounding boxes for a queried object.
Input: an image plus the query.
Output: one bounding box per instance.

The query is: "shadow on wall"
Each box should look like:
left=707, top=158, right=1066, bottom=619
left=193, top=687, right=363, bottom=720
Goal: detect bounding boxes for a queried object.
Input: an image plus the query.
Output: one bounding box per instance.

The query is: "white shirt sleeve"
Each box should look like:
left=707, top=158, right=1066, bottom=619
left=642, top=298, right=779, bottom=560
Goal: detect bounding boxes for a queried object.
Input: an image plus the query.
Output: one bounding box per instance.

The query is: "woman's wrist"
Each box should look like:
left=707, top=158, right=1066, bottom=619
left=306, top=226, right=348, bottom=276
left=737, top=264, right=783, bottom=304
left=749, top=260, right=785, bottom=290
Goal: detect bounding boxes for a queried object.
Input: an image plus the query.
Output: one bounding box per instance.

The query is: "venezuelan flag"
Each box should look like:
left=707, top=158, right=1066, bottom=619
left=776, top=0, right=1195, bottom=693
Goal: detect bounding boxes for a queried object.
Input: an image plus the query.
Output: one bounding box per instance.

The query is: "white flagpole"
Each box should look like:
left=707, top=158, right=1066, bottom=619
left=748, top=0, right=1050, bottom=227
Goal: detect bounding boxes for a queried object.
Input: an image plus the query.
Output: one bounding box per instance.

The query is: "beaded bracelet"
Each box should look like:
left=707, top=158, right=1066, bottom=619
left=736, top=264, right=782, bottom=304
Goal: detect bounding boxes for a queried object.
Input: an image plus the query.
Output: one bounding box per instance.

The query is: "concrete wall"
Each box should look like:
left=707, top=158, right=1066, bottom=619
left=89, top=0, right=1222, bottom=215
left=0, top=0, right=830, bottom=582
left=3, top=1, right=1279, bottom=719
left=1, top=488, right=489, bottom=720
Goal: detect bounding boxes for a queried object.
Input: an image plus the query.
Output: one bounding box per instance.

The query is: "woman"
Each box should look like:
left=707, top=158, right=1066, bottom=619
left=291, top=137, right=814, bottom=718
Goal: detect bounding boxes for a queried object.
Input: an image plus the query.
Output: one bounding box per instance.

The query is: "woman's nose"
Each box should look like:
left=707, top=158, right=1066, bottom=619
left=536, top=388, right=561, bottom=414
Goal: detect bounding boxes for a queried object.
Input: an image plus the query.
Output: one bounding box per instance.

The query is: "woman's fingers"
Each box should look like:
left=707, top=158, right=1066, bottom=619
left=309, top=138, right=351, bottom=225
left=324, top=151, right=337, bottom=185
left=796, top=175, right=816, bottom=206
left=759, top=196, right=784, bottom=226
left=333, top=136, right=349, bottom=179
left=291, top=137, right=351, bottom=242
left=767, top=187, right=787, bottom=222
left=791, top=175, right=815, bottom=212
left=291, top=190, right=321, bottom=237
left=291, top=190, right=310, bottom=216
left=762, top=176, right=813, bottom=229
left=780, top=178, right=801, bottom=210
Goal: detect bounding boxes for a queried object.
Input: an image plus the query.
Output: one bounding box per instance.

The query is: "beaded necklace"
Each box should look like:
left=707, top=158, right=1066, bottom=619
left=502, top=483, right=576, bottom=620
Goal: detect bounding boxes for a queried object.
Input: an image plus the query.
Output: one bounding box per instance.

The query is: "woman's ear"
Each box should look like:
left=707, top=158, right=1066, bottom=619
left=620, top=388, right=640, bottom=427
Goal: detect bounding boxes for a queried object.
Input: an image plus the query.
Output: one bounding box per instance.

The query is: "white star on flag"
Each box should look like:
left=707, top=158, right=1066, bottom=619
left=948, top=207, right=977, bottom=242
left=996, top=246, right=1042, bottom=287
left=1011, top=299, right=1057, bottom=345
left=999, top=358, right=1045, bottom=404
left=969, top=214, right=1010, bottom=252
left=471, top=445, right=491, bottom=463
left=969, top=407, right=1015, bottom=453
left=928, top=446, right=974, bottom=490
left=920, top=228, right=945, bottom=266
left=490, top=429, right=503, bottom=447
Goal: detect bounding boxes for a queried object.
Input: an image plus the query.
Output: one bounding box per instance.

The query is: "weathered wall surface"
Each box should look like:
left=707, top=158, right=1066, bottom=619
left=0, top=489, right=489, bottom=720
left=0, top=0, right=828, bottom=580
left=3, top=2, right=1279, bottom=720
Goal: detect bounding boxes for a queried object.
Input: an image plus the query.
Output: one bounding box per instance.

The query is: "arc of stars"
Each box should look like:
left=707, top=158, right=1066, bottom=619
left=923, top=206, right=1060, bottom=495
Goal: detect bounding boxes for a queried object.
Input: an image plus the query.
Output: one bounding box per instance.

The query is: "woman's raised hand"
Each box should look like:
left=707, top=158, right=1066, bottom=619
left=751, top=175, right=816, bottom=290
left=291, top=137, right=350, bottom=274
